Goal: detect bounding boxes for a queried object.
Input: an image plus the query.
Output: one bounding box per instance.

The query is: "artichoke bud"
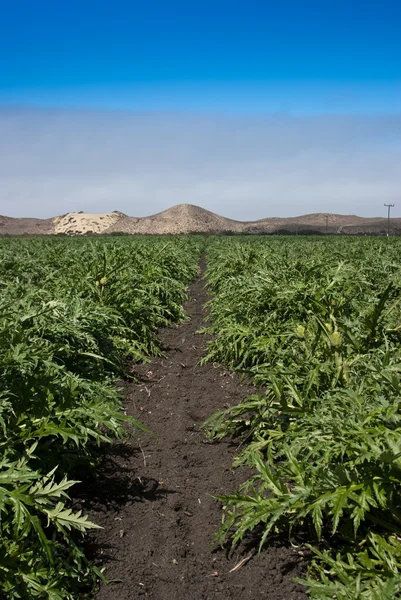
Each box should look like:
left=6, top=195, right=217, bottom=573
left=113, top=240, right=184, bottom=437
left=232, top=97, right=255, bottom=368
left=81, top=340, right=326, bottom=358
left=296, top=325, right=305, bottom=339
left=95, top=280, right=100, bottom=287
left=330, top=331, right=342, bottom=348
left=100, top=277, right=107, bottom=286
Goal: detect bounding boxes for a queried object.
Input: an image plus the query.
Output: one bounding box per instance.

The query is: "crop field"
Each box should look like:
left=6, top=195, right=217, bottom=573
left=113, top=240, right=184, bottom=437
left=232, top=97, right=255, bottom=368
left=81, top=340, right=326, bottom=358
left=204, top=236, right=401, bottom=599
left=0, top=236, right=202, bottom=598
left=2, top=235, right=401, bottom=599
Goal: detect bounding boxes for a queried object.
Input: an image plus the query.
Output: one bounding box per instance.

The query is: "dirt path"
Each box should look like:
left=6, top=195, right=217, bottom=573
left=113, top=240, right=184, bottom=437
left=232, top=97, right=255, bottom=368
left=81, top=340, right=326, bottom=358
left=83, top=263, right=307, bottom=600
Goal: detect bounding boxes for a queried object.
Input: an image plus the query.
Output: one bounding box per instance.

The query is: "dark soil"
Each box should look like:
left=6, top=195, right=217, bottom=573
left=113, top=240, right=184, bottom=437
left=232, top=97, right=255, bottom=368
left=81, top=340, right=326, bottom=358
left=81, top=263, right=308, bottom=600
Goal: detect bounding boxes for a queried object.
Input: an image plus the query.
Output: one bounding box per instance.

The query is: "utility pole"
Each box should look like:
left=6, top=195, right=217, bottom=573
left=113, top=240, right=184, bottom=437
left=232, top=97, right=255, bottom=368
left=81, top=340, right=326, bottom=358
left=384, top=204, right=395, bottom=237
left=325, top=214, right=329, bottom=235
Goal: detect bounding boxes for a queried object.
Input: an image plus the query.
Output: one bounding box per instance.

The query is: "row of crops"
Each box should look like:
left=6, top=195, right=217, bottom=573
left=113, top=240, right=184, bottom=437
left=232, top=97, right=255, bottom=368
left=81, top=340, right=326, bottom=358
left=0, top=236, right=203, bottom=599
left=203, top=237, right=401, bottom=599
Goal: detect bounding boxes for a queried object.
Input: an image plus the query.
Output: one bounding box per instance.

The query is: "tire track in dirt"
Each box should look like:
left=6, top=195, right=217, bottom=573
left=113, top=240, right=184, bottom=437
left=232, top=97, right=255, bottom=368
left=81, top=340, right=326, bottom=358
left=83, top=261, right=307, bottom=600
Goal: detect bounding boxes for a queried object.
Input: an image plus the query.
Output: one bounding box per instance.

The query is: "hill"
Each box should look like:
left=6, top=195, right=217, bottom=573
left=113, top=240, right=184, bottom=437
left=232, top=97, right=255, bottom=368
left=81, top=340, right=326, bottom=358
left=106, top=204, right=245, bottom=235
left=1, top=204, right=400, bottom=236
left=0, top=215, right=54, bottom=236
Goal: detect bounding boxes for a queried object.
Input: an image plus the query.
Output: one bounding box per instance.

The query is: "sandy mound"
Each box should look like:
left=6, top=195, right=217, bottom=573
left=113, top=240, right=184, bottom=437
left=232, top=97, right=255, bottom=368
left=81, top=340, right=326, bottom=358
left=53, top=212, right=124, bottom=235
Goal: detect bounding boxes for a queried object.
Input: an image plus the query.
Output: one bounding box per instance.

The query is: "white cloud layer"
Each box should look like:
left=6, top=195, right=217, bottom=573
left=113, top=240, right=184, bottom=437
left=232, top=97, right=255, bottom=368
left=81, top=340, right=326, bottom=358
left=0, top=107, right=400, bottom=219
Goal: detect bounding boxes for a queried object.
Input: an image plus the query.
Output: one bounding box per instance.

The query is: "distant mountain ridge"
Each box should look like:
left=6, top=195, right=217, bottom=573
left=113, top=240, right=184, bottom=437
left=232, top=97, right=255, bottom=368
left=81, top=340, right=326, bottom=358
left=0, top=204, right=399, bottom=236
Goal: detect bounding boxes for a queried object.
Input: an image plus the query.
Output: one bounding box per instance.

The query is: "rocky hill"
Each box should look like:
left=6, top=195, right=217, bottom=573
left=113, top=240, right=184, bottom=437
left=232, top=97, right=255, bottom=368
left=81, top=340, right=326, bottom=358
left=1, top=204, right=400, bottom=236
left=0, top=215, right=54, bottom=236
left=106, top=204, right=245, bottom=235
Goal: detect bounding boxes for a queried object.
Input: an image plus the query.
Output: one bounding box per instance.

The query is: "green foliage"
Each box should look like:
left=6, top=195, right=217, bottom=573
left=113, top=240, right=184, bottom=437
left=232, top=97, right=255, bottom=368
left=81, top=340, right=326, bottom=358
left=0, top=235, right=203, bottom=598
left=203, top=236, right=401, bottom=599
left=299, top=534, right=401, bottom=599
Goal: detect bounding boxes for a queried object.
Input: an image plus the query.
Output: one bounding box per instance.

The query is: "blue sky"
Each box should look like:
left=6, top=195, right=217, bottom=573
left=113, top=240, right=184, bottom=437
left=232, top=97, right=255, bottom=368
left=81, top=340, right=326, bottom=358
left=1, top=0, right=400, bottom=113
left=0, top=1, right=400, bottom=218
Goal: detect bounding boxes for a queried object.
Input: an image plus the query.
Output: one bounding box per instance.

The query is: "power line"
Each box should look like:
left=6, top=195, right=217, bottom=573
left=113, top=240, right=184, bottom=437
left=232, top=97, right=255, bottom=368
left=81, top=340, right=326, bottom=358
left=384, top=204, right=395, bottom=237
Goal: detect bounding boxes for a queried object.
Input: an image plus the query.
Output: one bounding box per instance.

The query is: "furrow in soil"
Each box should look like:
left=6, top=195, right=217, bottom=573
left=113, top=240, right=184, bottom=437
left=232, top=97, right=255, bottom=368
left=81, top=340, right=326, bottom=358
left=84, top=265, right=307, bottom=600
